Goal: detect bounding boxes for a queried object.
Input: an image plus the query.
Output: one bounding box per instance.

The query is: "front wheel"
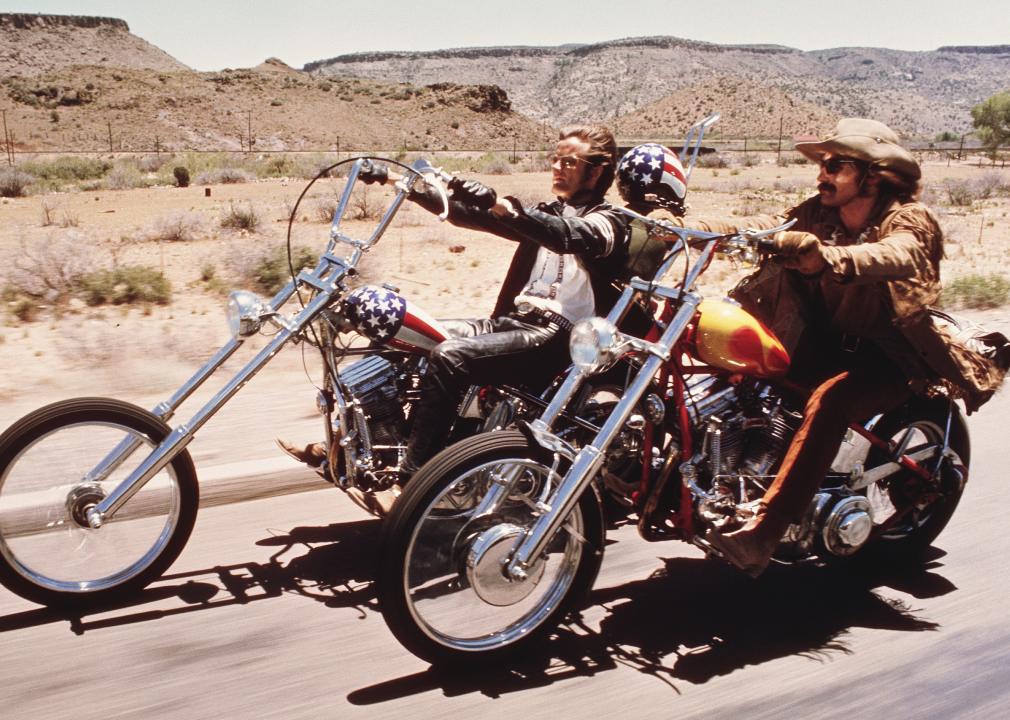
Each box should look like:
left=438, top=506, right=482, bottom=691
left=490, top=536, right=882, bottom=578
left=0, top=398, right=199, bottom=607
left=377, top=430, right=604, bottom=664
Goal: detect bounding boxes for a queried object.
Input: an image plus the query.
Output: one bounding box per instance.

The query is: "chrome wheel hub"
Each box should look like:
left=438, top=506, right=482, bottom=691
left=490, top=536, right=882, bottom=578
left=466, top=523, right=545, bottom=606
left=66, top=483, right=106, bottom=528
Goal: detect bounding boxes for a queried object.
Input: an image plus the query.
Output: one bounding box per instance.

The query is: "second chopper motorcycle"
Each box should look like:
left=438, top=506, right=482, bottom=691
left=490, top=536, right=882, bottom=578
left=0, top=156, right=614, bottom=608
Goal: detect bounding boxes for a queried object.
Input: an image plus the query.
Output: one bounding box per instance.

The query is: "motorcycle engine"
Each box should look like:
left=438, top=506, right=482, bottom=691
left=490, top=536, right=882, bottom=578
left=685, top=377, right=876, bottom=558
left=337, top=354, right=407, bottom=448
left=687, top=378, right=802, bottom=505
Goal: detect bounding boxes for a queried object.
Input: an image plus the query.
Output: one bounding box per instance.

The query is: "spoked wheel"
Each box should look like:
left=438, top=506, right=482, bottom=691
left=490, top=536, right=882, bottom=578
left=378, top=430, right=604, bottom=665
left=0, top=398, right=198, bottom=608
left=862, top=398, right=969, bottom=558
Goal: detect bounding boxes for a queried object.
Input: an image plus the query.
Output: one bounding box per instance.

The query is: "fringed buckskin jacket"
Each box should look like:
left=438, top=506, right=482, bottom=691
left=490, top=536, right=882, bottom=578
left=694, top=195, right=1005, bottom=413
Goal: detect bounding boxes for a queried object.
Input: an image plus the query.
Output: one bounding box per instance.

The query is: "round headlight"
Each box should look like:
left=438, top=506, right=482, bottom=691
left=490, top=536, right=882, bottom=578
left=569, top=317, right=620, bottom=372
left=227, top=290, right=267, bottom=338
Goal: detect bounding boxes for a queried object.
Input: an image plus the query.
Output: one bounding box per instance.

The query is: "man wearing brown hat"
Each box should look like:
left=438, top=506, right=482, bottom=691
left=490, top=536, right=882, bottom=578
left=684, top=118, right=1005, bottom=576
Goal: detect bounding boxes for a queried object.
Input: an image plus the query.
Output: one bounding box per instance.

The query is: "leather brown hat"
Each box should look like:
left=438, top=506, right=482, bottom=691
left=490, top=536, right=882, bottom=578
left=795, top=118, right=920, bottom=182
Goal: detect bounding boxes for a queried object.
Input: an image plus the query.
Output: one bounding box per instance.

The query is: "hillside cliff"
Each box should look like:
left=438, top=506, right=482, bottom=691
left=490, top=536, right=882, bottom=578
left=0, top=13, right=189, bottom=76
left=308, top=36, right=1010, bottom=135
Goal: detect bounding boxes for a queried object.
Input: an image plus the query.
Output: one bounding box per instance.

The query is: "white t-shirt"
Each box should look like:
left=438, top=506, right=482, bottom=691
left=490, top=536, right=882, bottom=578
left=513, top=202, right=616, bottom=323
left=514, top=246, right=595, bottom=323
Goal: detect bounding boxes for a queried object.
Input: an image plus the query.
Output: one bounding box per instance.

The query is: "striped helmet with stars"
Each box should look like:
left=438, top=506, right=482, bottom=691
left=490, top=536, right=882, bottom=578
left=616, top=143, right=688, bottom=215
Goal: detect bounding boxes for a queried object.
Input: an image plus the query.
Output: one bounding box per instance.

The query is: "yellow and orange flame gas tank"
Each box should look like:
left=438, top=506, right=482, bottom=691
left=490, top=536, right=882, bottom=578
left=691, top=299, right=790, bottom=378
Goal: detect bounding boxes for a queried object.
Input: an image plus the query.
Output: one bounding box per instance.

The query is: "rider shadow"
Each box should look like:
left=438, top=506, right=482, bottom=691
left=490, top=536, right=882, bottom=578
left=347, top=548, right=955, bottom=704
left=0, top=518, right=383, bottom=634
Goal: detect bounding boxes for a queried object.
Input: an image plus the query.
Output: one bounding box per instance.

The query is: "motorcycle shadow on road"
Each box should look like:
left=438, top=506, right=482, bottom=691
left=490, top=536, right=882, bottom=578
left=0, top=518, right=383, bottom=634
left=348, top=547, right=956, bottom=704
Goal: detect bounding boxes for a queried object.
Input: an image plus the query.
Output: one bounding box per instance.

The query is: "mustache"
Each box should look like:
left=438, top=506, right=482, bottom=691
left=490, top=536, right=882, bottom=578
left=818, top=182, right=836, bottom=193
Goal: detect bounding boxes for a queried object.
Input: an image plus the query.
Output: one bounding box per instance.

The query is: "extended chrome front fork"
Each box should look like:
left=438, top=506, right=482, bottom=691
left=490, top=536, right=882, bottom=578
left=504, top=298, right=700, bottom=580
left=81, top=158, right=422, bottom=528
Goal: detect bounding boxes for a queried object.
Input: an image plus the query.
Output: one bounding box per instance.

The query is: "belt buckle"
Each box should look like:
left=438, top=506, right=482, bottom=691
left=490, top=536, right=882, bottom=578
left=840, top=334, right=861, bottom=353
left=515, top=302, right=535, bottom=316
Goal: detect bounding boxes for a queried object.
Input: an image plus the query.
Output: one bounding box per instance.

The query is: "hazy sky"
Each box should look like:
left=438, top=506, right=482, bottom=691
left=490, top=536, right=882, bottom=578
left=4, top=0, right=1009, bottom=71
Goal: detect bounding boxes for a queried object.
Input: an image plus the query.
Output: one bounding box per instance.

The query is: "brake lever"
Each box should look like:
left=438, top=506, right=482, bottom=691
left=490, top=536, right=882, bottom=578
left=741, top=218, right=797, bottom=255
left=400, top=158, right=454, bottom=221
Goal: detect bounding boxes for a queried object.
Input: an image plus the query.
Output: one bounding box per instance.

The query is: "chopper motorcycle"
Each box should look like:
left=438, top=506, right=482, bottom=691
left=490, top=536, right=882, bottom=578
left=377, top=211, right=977, bottom=664
left=0, top=156, right=618, bottom=608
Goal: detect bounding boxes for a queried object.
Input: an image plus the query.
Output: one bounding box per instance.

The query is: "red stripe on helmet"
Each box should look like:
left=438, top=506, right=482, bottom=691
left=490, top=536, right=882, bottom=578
left=663, top=160, right=687, bottom=185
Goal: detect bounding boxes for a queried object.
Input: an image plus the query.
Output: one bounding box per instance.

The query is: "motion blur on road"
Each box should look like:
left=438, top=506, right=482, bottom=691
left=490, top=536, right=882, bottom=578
left=0, top=387, right=1008, bottom=719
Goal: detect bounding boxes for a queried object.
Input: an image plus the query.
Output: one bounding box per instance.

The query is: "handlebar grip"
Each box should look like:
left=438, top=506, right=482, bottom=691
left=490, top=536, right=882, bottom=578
left=756, top=237, right=778, bottom=254
left=358, top=160, right=388, bottom=185
left=448, top=177, right=498, bottom=211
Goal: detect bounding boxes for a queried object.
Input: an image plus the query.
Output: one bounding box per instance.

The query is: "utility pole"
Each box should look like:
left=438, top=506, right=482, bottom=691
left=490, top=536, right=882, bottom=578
left=776, top=115, right=784, bottom=164
left=247, top=110, right=253, bottom=152
left=2, top=109, right=11, bottom=165
left=107, top=120, right=113, bottom=153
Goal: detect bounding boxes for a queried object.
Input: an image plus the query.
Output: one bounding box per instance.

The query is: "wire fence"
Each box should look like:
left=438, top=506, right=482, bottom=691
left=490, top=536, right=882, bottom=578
left=1, top=108, right=1004, bottom=167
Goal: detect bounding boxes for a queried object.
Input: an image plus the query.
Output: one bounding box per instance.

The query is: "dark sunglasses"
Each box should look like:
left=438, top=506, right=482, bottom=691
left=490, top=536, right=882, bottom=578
left=549, top=154, right=590, bottom=170
left=819, top=156, right=862, bottom=174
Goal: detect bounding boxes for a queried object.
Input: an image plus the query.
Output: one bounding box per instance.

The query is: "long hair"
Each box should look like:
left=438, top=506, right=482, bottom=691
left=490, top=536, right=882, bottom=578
left=871, top=166, right=922, bottom=202
left=559, top=124, right=617, bottom=197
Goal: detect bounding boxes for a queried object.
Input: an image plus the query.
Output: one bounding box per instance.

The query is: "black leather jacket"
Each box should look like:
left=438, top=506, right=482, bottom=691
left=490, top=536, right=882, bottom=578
left=410, top=187, right=633, bottom=318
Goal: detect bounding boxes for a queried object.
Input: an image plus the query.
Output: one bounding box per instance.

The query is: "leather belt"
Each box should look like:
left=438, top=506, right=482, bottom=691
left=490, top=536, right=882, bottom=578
left=513, top=304, right=574, bottom=333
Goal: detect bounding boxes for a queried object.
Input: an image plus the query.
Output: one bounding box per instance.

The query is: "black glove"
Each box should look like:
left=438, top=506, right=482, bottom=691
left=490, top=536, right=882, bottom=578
left=448, top=177, right=497, bottom=211
left=358, top=160, right=388, bottom=185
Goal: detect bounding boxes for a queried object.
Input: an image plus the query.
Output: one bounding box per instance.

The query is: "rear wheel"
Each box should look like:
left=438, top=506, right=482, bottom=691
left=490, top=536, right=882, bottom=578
left=378, top=430, right=604, bottom=664
left=862, top=398, right=969, bottom=558
left=0, top=398, right=199, bottom=607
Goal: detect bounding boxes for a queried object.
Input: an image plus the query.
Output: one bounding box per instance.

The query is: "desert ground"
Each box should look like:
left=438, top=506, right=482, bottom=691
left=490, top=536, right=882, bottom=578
left=2, top=153, right=1009, bottom=469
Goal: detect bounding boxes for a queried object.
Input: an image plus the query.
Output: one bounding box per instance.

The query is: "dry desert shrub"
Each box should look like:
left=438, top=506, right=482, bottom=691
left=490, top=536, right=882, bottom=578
left=19, top=156, right=109, bottom=191
left=931, top=173, right=1010, bottom=208
left=940, top=273, right=1010, bottom=309
left=37, top=199, right=79, bottom=228
left=696, top=153, right=729, bottom=169
left=226, top=243, right=319, bottom=295
left=473, top=153, right=514, bottom=175
left=149, top=212, right=204, bottom=242
left=351, top=185, right=382, bottom=220
left=220, top=202, right=261, bottom=232
left=54, top=318, right=207, bottom=367
left=3, top=233, right=97, bottom=302
left=196, top=167, right=256, bottom=185
left=313, top=196, right=339, bottom=223
left=78, top=265, right=172, bottom=306
left=137, top=154, right=169, bottom=173
left=0, top=167, right=35, bottom=197
left=777, top=152, right=810, bottom=167
left=772, top=178, right=807, bottom=196
left=104, top=162, right=150, bottom=190
left=521, top=153, right=552, bottom=173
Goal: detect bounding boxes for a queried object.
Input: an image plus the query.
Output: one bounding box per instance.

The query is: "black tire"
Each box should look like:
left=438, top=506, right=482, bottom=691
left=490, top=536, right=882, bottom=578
left=861, top=397, right=969, bottom=559
left=0, top=397, right=199, bottom=608
left=378, top=430, right=605, bottom=665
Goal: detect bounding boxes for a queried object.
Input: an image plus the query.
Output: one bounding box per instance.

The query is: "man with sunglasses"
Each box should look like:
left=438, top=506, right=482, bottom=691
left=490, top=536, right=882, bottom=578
left=280, top=124, right=638, bottom=515
left=676, top=118, right=1005, bottom=576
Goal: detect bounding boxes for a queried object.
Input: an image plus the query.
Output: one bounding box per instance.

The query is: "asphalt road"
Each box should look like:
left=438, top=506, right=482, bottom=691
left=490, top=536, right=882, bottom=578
left=1, top=389, right=1008, bottom=720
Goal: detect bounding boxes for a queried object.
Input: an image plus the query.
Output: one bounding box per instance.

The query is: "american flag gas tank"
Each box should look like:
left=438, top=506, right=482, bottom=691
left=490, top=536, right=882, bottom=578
left=341, top=285, right=450, bottom=353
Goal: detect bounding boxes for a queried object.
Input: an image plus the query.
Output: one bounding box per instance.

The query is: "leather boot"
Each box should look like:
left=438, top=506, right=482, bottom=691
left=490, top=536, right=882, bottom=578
left=276, top=439, right=327, bottom=467
left=401, top=387, right=459, bottom=481
left=344, top=484, right=401, bottom=518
